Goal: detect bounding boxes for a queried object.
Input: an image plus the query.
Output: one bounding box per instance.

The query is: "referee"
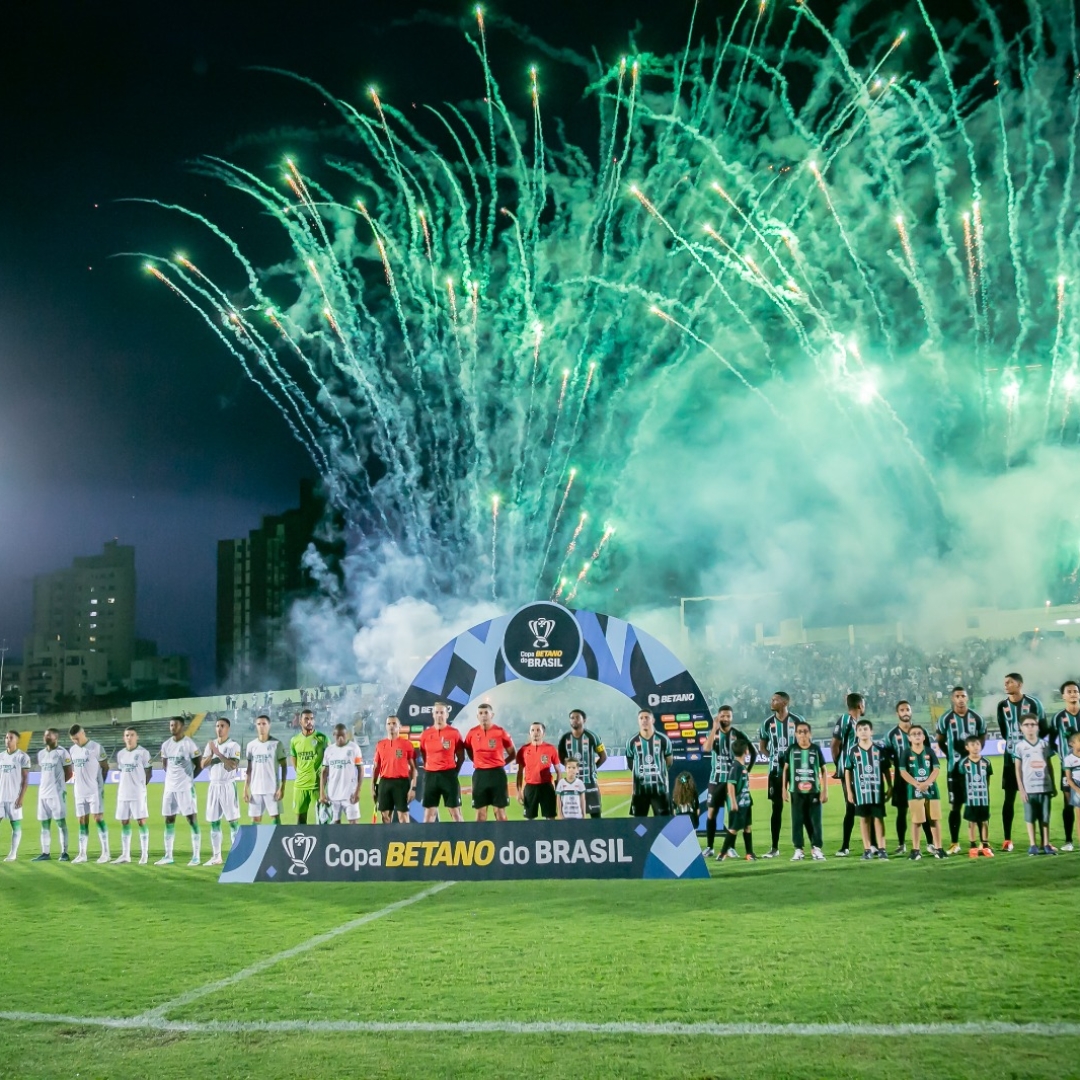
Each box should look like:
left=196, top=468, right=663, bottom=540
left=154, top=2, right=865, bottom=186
left=625, top=710, right=673, bottom=816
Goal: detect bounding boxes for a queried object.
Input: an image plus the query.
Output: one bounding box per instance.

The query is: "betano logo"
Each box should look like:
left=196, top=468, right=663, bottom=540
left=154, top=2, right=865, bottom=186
left=282, top=833, right=317, bottom=876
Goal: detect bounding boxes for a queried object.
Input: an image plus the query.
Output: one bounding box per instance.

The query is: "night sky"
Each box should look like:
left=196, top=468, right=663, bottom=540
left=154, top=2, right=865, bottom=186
left=0, top=0, right=718, bottom=688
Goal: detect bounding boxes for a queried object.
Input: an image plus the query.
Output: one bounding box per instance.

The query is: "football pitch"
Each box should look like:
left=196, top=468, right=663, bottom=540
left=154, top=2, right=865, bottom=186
left=1, top=776, right=1079, bottom=1079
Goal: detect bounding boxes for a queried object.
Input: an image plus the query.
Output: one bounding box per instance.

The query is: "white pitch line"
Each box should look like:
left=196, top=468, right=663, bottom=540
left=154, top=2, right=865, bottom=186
left=134, top=881, right=455, bottom=1021
left=3, top=1012, right=1080, bottom=1038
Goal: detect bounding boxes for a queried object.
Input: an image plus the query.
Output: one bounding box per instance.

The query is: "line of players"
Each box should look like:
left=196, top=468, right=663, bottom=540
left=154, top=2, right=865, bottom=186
left=0, top=703, right=613, bottom=864
left=697, top=674, right=1080, bottom=862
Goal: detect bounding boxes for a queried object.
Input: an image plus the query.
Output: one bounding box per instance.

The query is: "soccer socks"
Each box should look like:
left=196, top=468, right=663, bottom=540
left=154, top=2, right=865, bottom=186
left=743, top=831, right=755, bottom=856
left=720, top=831, right=736, bottom=856
left=896, top=806, right=908, bottom=847
left=40, top=824, right=51, bottom=855
left=190, top=821, right=201, bottom=861
left=1002, top=788, right=1016, bottom=841
left=211, top=821, right=222, bottom=857
left=97, top=819, right=110, bottom=856
left=948, top=804, right=962, bottom=845
left=138, top=824, right=149, bottom=859
left=78, top=822, right=90, bottom=859
left=164, top=822, right=176, bottom=859
left=121, top=823, right=133, bottom=858
left=9, top=821, right=21, bottom=857
left=272, top=815, right=282, bottom=825
left=57, top=820, right=68, bottom=855
left=841, top=803, right=856, bottom=851
left=229, top=820, right=239, bottom=844
left=1064, top=803, right=1075, bottom=844
left=706, top=815, right=717, bottom=851
left=770, top=798, right=783, bottom=850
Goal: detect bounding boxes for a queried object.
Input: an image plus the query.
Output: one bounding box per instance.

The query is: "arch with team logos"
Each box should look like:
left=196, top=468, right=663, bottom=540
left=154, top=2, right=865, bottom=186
left=396, top=602, right=715, bottom=800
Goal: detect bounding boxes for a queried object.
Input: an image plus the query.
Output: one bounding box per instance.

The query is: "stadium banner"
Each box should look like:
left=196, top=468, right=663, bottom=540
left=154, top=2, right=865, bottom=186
left=219, top=815, right=709, bottom=883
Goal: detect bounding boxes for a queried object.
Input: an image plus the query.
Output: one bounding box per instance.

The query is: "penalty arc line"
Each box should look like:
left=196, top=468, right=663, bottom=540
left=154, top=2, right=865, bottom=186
left=134, top=880, right=455, bottom=1021
left=3, top=1013, right=1080, bottom=1038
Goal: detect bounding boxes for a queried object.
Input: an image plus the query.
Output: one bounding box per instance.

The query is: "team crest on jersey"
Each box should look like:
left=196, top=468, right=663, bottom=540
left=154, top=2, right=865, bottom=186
left=488, top=738, right=496, bottom=748
left=395, top=749, right=403, bottom=758
left=442, top=739, right=451, bottom=750
left=541, top=755, right=549, bottom=764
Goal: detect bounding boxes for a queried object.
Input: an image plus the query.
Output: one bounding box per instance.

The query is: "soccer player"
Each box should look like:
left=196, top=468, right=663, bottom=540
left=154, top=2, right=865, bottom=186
left=702, top=705, right=754, bottom=858
left=419, top=702, right=465, bottom=823
left=201, top=717, right=242, bottom=865
left=1049, top=680, right=1080, bottom=850
left=158, top=717, right=203, bottom=866
left=845, top=719, right=888, bottom=860
left=33, top=728, right=73, bottom=862
left=464, top=703, right=515, bottom=822
left=1015, top=712, right=1056, bottom=855
left=1062, top=730, right=1080, bottom=848
left=831, top=692, right=865, bottom=856
left=626, top=709, right=673, bottom=817
left=244, top=714, right=287, bottom=824
left=320, top=724, right=363, bottom=824
left=883, top=701, right=915, bottom=855
left=68, top=724, right=110, bottom=863
left=719, top=737, right=756, bottom=860
left=781, top=720, right=828, bottom=861
left=899, top=724, right=944, bottom=860
left=371, top=715, right=417, bottom=823
left=759, top=691, right=801, bottom=858
left=996, top=672, right=1044, bottom=852
left=289, top=709, right=329, bottom=824
left=556, top=709, right=607, bottom=818
left=0, top=731, right=30, bottom=860
left=114, top=727, right=151, bottom=864
left=516, top=722, right=561, bottom=820
left=556, top=757, right=586, bottom=819
left=935, top=686, right=986, bottom=855
left=960, top=734, right=994, bottom=857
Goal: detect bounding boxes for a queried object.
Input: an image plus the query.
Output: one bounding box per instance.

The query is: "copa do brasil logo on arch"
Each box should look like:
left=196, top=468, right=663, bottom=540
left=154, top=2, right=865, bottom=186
left=501, top=601, right=583, bottom=684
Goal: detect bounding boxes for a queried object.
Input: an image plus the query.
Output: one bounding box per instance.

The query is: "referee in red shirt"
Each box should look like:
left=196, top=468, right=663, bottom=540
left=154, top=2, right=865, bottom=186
left=418, top=702, right=465, bottom=823
left=516, top=722, right=562, bottom=820
left=464, top=703, right=516, bottom=822
left=371, top=715, right=417, bottom=823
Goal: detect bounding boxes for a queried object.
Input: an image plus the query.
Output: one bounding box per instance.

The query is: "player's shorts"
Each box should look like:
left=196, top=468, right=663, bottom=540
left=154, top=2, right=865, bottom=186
left=946, top=771, right=966, bottom=806
left=1024, top=792, right=1052, bottom=824
left=162, top=787, right=197, bottom=818
left=909, top=798, right=941, bottom=825
left=1069, top=788, right=1080, bottom=809
left=206, top=783, right=240, bottom=823
left=855, top=801, right=886, bottom=820
left=293, top=786, right=319, bottom=816
left=330, top=798, right=360, bottom=822
left=471, top=767, right=509, bottom=809
left=707, top=782, right=729, bottom=811
left=584, top=784, right=602, bottom=817
left=247, top=793, right=280, bottom=818
left=1002, top=753, right=1019, bottom=792
left=0, top=802, right=23, bottom=821
left=964, top=804, right=991, bottom=823
left=377, top=777, right=411, bottom=813
left=727, top=806, right=752, bottom=832
left=74, top=793, right=104, bottom=817
left=422, top=770, right=461, bottom=809
left=116, top=796, right=149, bottom=822
left=36, top=793, right=66, bottom=821
left=522, top=781, right=557, bottom=820
left=767, top=771, right=784, bottom=802
left=630, top=789, right=671, bottom=817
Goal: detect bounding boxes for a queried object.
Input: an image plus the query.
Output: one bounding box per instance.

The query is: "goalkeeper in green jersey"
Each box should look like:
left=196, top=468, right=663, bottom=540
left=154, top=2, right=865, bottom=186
left=289, top=709, right=329, bottom=824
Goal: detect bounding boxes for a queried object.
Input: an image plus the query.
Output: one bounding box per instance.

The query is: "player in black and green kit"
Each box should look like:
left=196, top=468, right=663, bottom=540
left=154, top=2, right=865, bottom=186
left=718, top=738, right=757, bottom=861
left=935, top=687, right=986, bottom=854
left=781, top=720, right=828, bottom=860
left=960, top=734, right=994, bottom=857
left=1050, top=680, right=1080, bottom=850
left=702, top=706, right=753, bottom=858
left=830, top=692, right=865, bottom=856
left=996, top=672, right=1044, bottom=852
left=289, top=709, right=329, bottom=824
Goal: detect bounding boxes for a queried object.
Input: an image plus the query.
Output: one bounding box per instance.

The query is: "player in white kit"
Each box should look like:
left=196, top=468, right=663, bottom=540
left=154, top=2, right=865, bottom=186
left=158, top=717, right=203, bottom=866
left=1, top=731, right=31, bottom=860
left=244, top=714, right=287, bottom=823
left=114, top=727, right=152, bottom=864
left=68, top=724, right=111, bottom=862
left=320, top=724, right=363, bottom=823
left=33, top=729, right=73, bottom=862
left=201, top=717, right=241, bottom=865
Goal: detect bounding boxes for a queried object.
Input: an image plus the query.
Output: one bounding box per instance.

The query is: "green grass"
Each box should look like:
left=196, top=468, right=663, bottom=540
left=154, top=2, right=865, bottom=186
left=1, top=778, right=1079, bottom=1079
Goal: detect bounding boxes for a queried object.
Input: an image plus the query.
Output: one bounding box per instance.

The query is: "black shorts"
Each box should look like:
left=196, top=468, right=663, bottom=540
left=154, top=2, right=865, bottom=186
left=1002, top=753, right=1019, bottom=792
left=947, top=770, right=966, bottom=806
left=767, top=771, right=784, bottom=803
left=422, top=770, right=461, bottom=809
left=584, top=784, right=602, bottom=818
left=522, top=782, right=557, bottom=820
left=377, top=777, right=411, bottom=813
left=964, top=805, right=991, bottom=823
left=630, top=790, right=671, bottom=817
left=855, top=801, right=886, bottom=820
left=472, top=767, right=509, bottom=809
left=707, top=782, right=728, bottom=811
left=727, top=806, right=752, bottom=832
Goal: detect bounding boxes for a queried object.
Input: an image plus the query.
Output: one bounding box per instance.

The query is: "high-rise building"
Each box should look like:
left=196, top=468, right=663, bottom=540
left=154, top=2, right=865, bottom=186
left=216, top=480, right=340, bottom=689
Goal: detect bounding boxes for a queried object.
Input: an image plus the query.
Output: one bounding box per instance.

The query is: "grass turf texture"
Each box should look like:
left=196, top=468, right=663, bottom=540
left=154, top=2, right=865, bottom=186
left=1, top=776, right=1078, bottom=1079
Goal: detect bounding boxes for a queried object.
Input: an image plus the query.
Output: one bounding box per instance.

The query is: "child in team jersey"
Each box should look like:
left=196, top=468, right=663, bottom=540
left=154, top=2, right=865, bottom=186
left=1015, top=713, right=1057, bottom=855
left=960, top=734, right=994, bottom=858
left=719, top=739, right=757, bottom=861
left=555, top=758, right=586, bottom=820
left=899, top=725, right=944, bottom=860
left=1063, top=732, right=1080, bottom=847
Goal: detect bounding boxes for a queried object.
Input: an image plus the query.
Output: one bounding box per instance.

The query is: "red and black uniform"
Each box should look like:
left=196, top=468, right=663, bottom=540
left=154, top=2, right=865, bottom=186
left=465, top=724, right=515, bottom=809
left=373, top=737, right=415, bottom=813
left=419, top=726, right=464, bottom=809
left=517, top=742, right=560, bottom=820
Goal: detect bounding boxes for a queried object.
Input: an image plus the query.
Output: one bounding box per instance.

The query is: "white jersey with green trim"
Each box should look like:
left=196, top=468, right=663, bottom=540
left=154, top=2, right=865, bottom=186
left=37, top=746, right=72, bottom=802
left=69, top=740, right=107, bottom=802
left=202, top=738, right=242, bottom=784
left=0, top=750, right=31, bottom=802
left=116, top=747, right=151, bottom=800
left=323, top=742, right=362, bottom=802
left=160, top=736, right=200, bottom=793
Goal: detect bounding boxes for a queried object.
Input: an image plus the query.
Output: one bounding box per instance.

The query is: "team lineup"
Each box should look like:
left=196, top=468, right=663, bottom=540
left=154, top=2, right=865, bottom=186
left=1, top=674, right=1078, bottom=867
